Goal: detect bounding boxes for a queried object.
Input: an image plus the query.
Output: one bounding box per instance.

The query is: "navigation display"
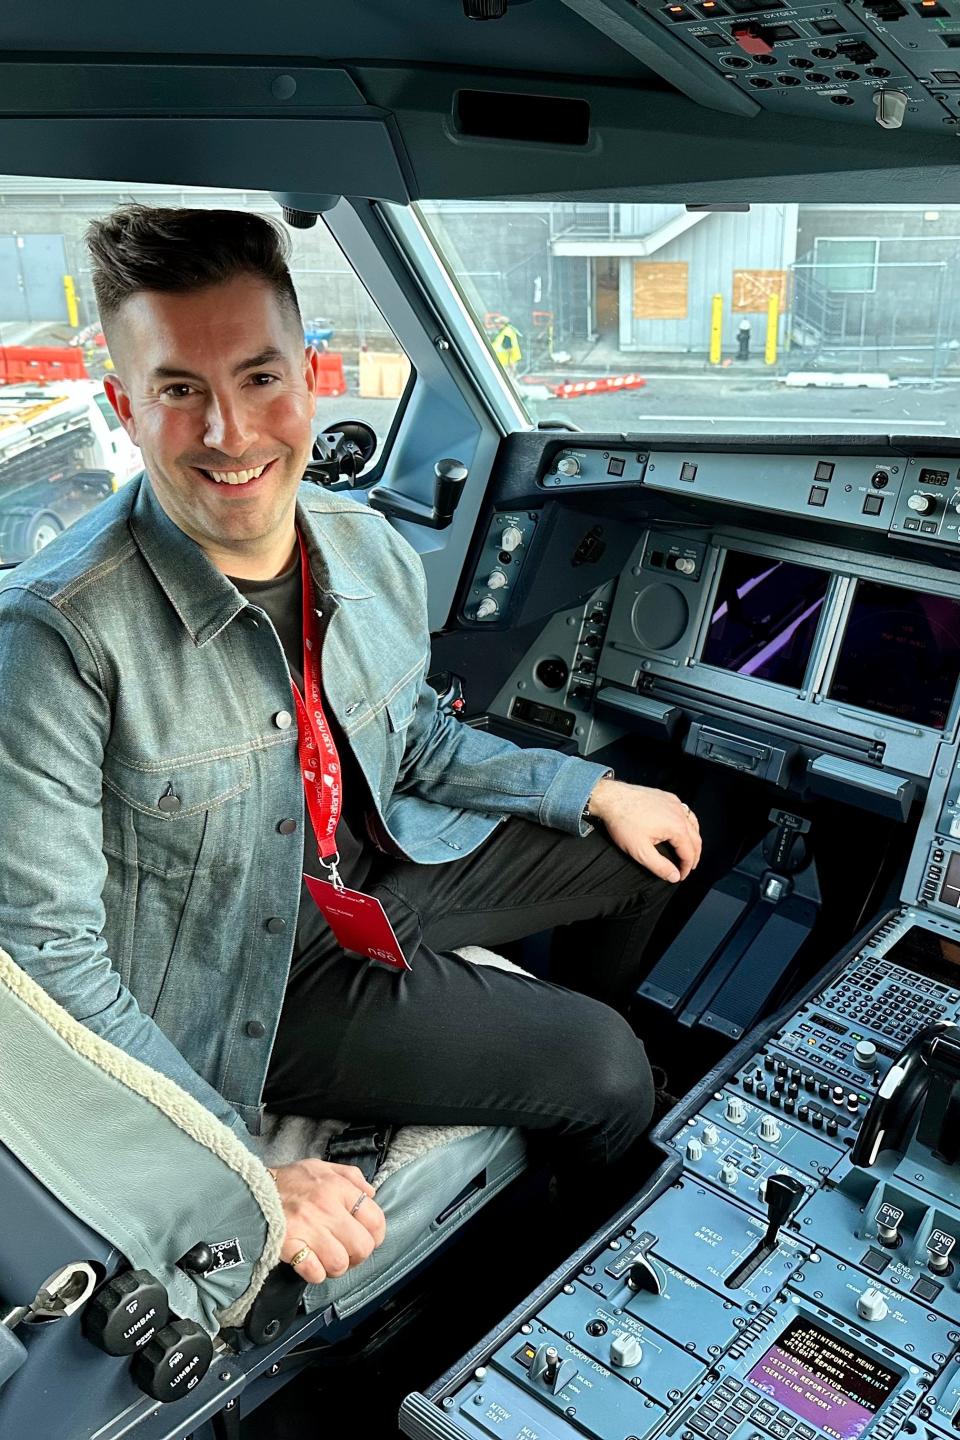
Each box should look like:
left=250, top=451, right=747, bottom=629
left=745, top=1318, right=900, bottom=1440
left=701, top=552, right=829, bottom=689
left=827, top=580, right=960, bottom=729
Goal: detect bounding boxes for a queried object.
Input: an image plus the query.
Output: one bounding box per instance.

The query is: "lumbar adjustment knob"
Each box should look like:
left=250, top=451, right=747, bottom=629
left=857, top=1287, right=889, bottom=1323
left=130, top=1318, right=213, bottom=1402
left=81, top=1269, right=170, bottom=1357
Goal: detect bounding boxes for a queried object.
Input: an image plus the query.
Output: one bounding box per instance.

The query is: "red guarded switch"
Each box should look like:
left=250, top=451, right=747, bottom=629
left=732, top=23, right=774, bottom=53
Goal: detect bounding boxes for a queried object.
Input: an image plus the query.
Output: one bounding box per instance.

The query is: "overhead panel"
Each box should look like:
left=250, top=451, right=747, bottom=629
left=561, top=0, right=960, bottom=134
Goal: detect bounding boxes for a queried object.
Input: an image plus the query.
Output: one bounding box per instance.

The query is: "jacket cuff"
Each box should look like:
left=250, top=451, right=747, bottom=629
left=538, top=757, right=615, bottom=837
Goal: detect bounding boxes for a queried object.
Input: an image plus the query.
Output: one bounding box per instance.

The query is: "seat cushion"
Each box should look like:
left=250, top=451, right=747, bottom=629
left=259, top=945, right=529, bottom=1316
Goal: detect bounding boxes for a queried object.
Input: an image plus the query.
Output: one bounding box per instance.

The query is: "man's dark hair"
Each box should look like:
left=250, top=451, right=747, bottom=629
left=85, top=204, right=303, bottom=350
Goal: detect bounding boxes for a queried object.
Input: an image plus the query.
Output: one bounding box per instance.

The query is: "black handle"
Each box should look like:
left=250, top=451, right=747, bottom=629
left=434, top=459, right=469, bottom=523
left=243, top=1264, right=309, bottom=1346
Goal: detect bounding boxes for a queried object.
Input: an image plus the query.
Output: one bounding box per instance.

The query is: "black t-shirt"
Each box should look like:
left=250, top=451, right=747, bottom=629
left=230, top=551, right=374, bottom=965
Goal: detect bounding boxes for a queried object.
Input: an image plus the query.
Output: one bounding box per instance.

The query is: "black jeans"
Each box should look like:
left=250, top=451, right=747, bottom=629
left=263, top=818, right=673, bottom=1169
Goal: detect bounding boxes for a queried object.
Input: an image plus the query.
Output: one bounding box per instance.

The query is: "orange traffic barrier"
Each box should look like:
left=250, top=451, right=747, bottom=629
left=547, top=373, right=647, bottom=400
left=0, top=346, right=90, bottom=385
left=314, top=351, right=347, bottom=397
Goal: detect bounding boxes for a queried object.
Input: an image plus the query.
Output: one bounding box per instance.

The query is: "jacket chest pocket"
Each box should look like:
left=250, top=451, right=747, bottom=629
left=102, top=753, right=252, bottom=879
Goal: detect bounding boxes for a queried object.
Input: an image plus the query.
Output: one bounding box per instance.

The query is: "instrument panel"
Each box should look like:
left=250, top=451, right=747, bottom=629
left=399, top=909, right=960, bottom=1440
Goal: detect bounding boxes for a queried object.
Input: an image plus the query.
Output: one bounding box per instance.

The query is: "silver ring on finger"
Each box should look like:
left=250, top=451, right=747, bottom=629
left=350, top=1191, right=368, bottom=1216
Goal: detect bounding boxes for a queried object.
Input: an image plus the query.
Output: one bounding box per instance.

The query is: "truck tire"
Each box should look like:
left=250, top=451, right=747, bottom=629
left=24, top=511, right=65, bottom=554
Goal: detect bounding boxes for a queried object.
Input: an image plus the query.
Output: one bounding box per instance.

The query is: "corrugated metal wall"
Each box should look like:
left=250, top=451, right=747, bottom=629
left=618, top=205, right=795, bottom=354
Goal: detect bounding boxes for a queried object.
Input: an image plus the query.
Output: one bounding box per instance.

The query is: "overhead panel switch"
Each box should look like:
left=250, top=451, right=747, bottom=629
left=874, top=90, right=909, bottom=128
left=733, top=23, right=774, bottom=53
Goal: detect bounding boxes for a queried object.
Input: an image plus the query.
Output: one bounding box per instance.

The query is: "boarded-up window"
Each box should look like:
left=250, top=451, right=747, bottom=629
left=732, top=269, right=788, bottom=313
left=632, top=262, right=689, bottom=320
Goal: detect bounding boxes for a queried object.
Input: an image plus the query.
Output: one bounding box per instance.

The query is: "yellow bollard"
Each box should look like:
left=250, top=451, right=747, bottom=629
left=765, top=292, right=779, bottom=366
left=709, top=294, right=723, bottom=365
left=63, top=275, right=79, bottom=329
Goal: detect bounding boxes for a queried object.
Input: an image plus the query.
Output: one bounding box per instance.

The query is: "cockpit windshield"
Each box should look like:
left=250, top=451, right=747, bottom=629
left=418, top=201, right=960, bottom=438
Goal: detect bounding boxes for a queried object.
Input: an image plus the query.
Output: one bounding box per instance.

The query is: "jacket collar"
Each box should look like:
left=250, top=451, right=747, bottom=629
left=128, top=474, right=373, bottom=647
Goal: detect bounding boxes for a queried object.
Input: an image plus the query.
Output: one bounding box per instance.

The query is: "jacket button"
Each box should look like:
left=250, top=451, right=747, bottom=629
left=274, top=710, right=293, bottom=730
left=245, top=1020, right=266, bottom=1038
left=158, top=793, right=181, bottom=814
left=277, top=818, right=297, bottom=835
left=266, top=917, right=286, bottom=934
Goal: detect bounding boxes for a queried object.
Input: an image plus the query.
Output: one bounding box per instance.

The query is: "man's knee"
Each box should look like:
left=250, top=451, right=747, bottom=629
left=581, top=1005, right=655, bottom=1145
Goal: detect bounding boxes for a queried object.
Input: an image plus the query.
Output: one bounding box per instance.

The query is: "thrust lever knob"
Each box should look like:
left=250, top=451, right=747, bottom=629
left=130, top=1317, right=214, bottom=1402
left=610, top=1333, right=644, bottom=1368
left=857, top=1287, right=889, bottom=1323
left=81, top=1269, right=170, bottom=1357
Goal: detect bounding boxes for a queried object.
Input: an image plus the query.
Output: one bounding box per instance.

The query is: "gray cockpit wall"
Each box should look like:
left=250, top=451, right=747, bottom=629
left=1, top=0, right=957, bottom=207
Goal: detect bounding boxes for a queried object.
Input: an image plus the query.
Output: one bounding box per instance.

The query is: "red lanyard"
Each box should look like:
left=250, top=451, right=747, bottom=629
left=290, top=531, right=343, bottom=885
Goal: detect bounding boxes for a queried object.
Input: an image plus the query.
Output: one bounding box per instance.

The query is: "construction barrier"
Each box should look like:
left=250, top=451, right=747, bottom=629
left=358, top=350, right=411, bottom=399
left=0, top=346, right=90, bottom=385
left=314, top=351, right=347, bottom=397
left=546, top=373, right=647, bottom=400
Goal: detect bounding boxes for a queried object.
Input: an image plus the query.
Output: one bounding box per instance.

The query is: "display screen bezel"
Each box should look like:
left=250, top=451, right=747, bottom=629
left=695, top=547, right=833, bottom=695
left=822, top=575, right=960, bottom=735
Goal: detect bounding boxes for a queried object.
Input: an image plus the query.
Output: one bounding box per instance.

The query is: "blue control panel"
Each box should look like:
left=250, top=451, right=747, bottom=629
left=400, top=910, right=960, bottom=1440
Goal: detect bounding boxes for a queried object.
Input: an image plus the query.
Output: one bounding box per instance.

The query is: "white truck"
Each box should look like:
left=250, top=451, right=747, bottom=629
left=0, top=379, right=142, bottom=563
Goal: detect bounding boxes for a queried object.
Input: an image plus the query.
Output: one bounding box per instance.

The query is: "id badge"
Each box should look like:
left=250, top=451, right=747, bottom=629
left=304, top=875, right=411, bottom=971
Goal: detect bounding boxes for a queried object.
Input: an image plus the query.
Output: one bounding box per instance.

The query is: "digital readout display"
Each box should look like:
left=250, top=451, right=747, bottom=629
left=885, top=921, right=960, bottom=981
left=745, top=1318, right=900, bottom=1440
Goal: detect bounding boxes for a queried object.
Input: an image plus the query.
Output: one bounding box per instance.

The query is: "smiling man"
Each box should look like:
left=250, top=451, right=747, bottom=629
left=0, top=204, right=700, bottom=1289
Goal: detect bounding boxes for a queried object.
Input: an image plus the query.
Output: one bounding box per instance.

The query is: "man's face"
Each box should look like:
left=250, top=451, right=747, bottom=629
left=102, top=274, right=319, bottom=569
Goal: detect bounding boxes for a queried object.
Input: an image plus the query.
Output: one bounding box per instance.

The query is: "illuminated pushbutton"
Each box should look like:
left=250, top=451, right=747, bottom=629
left=732, top=21, right=774, bottom=52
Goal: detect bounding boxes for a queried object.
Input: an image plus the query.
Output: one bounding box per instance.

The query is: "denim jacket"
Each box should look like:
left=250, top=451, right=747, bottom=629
left=0, top=476, right=608, bottom=1146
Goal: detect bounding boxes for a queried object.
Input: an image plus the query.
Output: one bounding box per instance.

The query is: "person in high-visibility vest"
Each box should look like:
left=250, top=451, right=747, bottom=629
left=492, top=321, right=522, bottom=370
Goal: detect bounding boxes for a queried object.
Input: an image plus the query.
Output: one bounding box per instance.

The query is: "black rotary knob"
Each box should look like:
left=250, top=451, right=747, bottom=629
left=81, top=1268, right=170, bottom=1356
left=130, top=1317, right=213, bottom=1402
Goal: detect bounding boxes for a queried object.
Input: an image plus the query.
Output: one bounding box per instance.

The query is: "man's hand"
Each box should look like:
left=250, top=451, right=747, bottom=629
left=587, top=778, right=701, bottom=883
left=271, top=1159, right=387, bottom=1286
